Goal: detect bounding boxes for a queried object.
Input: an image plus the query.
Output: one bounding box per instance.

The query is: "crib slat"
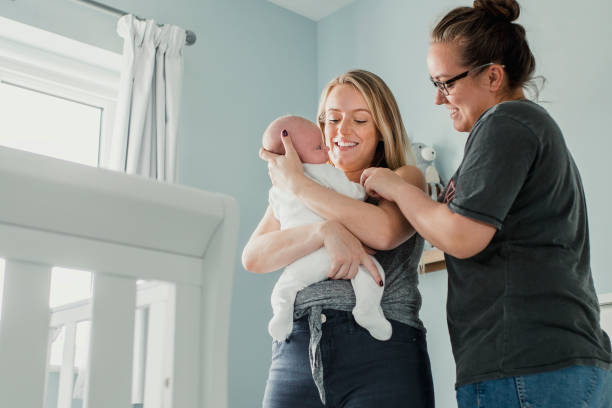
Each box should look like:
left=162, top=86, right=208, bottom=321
left=170, top=284, right=201, bottom=408
left=142, top=302, right=164, bottom=408
left=57, top=322, right=77, bottom=408
left=0, top=259, right=52, bottom=408
left=86, top=274, right=136, bottom=408
left=131, top=307, right=147, bottom=404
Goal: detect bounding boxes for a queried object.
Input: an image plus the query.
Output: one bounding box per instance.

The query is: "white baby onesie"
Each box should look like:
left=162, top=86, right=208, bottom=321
left=268, top=163, right=392, bottom=341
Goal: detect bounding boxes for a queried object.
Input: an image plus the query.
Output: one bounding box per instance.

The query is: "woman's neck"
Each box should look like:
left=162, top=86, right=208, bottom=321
left=497, top=87, right=526, bottom=104
left=344, top=169, right=363, bottom=183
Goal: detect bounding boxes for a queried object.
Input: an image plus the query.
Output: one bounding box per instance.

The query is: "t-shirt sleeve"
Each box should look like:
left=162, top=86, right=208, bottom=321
left=449, top=114, right=538, bottom=229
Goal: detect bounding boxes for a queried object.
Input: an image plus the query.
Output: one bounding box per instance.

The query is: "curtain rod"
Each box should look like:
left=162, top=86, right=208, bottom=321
left=74, top=0, right=196, bottom=46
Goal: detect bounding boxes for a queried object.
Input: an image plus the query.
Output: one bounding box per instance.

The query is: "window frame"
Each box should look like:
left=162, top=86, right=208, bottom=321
left=0, top=16, right=121, bottom=166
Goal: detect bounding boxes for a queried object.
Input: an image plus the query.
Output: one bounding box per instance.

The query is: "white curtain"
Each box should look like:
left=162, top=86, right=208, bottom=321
left=103, top=14, right=186, bottom=183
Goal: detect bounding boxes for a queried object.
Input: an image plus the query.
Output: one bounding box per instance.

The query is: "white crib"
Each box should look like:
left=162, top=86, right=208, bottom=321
left=0, top=146, right=239, bottom=408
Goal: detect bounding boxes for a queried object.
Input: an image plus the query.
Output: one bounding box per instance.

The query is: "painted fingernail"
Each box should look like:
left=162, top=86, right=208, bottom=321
left=282, top=129, right=288, bottom=137
left=379, top=280, right=384, bottom=287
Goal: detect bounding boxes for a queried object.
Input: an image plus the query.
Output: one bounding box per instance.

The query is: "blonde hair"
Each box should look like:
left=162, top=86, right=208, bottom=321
left=316, top=69, right=415, bottom=170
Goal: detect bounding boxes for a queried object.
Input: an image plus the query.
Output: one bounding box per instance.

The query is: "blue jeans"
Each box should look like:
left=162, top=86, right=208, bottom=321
left=456, top=365, right=612, bottom=408
left=262, top=309, right=435, bottom=407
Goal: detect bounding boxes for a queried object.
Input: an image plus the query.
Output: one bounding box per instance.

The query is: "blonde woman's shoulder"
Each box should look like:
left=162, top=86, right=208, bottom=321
left=395, top=165, right=427, bottom=192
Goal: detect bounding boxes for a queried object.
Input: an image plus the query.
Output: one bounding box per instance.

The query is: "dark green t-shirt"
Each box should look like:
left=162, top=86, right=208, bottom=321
left=439, top=100, right=612, bottom=387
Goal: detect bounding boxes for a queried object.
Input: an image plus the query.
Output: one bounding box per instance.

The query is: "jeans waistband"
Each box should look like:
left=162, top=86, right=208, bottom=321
left=295, top=308, right=353, bottom=325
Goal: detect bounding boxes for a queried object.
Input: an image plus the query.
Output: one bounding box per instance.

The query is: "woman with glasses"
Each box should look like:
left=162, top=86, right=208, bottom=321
left=246, top=69, right=435, bottom=407
left=361, top=0, right=612, bottom=407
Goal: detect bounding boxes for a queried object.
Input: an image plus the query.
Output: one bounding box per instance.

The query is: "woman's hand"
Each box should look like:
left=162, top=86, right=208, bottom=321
left=360, top=167, right=406, bottom=202
left=319, top=220, right=383, bottom=286
left=259, top=130, right=306, bottom=194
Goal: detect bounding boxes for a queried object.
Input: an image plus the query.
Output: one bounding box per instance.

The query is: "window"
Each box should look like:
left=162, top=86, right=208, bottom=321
left=0, top=81, right=102, bottom=166
left=0, top=15, right=121, bottom=165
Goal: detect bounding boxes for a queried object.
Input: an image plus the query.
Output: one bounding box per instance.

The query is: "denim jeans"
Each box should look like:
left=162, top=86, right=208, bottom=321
left=262, top=309, right=435, bottom=408
left=456, top=365, right=612, bottom=408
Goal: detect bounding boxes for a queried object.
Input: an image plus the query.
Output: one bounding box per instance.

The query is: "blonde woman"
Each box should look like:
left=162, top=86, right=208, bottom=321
left=244, top=70, right=434, bottom=407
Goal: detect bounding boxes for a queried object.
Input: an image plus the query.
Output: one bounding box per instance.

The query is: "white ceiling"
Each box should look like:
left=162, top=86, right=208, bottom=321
left=267, top=0, right=358, bottom=21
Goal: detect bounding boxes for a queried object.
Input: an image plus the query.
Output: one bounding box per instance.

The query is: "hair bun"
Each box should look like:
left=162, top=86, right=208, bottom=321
left=473, top=0, right=520, bottom=22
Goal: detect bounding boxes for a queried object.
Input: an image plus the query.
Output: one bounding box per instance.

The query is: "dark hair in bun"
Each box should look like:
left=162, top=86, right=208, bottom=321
left=473, top=0, right=520, bottom=22
left=431, top=0, right=537, bottom=94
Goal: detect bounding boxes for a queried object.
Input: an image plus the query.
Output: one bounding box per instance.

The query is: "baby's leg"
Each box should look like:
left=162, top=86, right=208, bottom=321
left=269, top=249, right=329, bottom=341
left=351, top=256, right=392, bottom=341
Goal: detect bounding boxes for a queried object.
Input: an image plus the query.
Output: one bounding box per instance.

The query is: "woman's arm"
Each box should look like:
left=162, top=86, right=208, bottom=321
left=242, top=206, right=383, bottom=284
left=361, top=168, right=496, bottom=259
left=242, top=206, right=324, bottom=273
left=291, top=165, right=426, bottom=250
left=260, top=135, right=427, bottom=251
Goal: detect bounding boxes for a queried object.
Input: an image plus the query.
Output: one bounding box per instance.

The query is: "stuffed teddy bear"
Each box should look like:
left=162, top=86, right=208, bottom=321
left=412, top=142, right=445, bottom=252
left=412, top=142, right=444, bottom=201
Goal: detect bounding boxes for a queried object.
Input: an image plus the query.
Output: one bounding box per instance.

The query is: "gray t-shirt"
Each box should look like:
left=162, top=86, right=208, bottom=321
left=439, top=99, right=612, bottom=387
left=294, top=232, right=425, bottom=330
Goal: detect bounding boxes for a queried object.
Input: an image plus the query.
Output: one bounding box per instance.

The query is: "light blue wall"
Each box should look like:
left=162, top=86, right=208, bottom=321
left=0, top=1, right=317, bottom=407
left=318, top=1, right=612, bottom=407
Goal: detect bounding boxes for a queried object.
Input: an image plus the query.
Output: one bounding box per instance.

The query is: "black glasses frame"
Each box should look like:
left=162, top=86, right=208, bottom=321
left=430, top=62, right=498, bottom=96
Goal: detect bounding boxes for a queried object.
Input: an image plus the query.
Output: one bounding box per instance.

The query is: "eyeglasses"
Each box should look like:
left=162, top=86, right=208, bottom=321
left=429, top=62, right=502, bottom=96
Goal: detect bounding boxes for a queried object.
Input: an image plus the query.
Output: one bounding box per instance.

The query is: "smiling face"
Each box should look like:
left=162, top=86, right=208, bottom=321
left=427, top=42, right=498, bottom=133
left=322, top=84, right=380, bottom=176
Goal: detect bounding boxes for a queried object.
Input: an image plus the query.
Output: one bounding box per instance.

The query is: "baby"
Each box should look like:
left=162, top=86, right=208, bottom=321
left=263, top=115, right=391, bottom=341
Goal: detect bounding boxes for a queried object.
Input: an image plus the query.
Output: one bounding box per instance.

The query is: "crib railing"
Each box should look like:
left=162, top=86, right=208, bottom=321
left=0, top=145, right=239, bottom=408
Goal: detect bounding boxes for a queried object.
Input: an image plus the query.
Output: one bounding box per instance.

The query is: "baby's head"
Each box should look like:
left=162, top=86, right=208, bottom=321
left=262, top=115, right=329, bottom=164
